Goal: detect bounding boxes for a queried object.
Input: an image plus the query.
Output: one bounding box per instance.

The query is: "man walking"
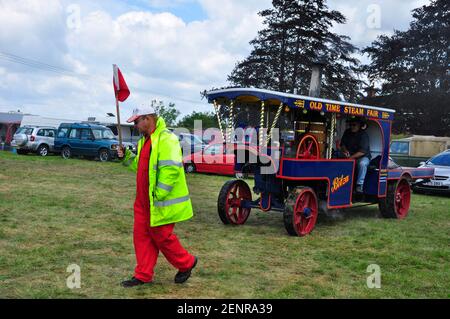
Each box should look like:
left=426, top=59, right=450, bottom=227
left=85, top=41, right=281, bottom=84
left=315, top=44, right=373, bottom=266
left=118, top=106, right=197, bottom=287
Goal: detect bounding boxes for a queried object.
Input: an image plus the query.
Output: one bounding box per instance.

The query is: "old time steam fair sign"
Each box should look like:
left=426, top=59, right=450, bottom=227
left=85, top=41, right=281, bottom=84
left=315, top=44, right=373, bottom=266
left=293, top=99, right=393, bottom=120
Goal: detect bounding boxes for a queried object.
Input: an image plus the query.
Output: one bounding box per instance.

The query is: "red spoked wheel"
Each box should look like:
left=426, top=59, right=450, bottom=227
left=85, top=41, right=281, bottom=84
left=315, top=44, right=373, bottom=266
left=296, top=134, right=320, bottom=159
left=218, top=180, right=252, bottom=225
left=283, top=187, right=319, bottom=236
left=379, top=178, right=411, bottom=219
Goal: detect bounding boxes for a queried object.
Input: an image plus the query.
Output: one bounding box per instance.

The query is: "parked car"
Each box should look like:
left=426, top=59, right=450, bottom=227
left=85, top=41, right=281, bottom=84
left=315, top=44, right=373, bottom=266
left=413, top=150, right=450, bottom=195
left=11, top=126, right=57, bottom=156
left=390, top=135, right=450, bottom=167
left=176, top=132, right=205, bottom=156
left=388, top=156, right=401, bottom=169
left=183, top=143, right=235, bottom=176
left=122, top=141, right=137, bottom=154
left=201, top=128, right=223, bottom=145
left=54, top=123, right=133, bottom=162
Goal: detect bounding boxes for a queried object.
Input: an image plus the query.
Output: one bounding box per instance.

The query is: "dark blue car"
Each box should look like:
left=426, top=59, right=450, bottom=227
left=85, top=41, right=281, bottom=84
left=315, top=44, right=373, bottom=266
left=54, top=123, right=123, bottom=162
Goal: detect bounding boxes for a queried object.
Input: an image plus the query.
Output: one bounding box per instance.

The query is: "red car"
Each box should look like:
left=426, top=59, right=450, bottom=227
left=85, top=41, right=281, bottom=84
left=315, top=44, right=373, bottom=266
left=183, top=143, right=236, bottom=176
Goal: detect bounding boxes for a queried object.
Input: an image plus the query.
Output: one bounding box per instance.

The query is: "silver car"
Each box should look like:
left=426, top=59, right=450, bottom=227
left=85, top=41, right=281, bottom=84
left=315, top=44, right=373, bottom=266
left=122, top=141, right=137, bottom=153
left=11, top=126, right=57, bottom=156
left=413, top=150, right=450, bottom=195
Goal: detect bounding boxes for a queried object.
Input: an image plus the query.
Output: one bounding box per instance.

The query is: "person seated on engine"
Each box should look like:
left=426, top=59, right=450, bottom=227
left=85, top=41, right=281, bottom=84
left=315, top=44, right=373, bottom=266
left=340, top=117, right=371, bottom=193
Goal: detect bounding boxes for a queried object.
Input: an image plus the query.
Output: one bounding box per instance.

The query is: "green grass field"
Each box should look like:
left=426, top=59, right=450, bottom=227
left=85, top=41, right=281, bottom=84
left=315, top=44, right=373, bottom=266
left=0, top=151, right=449, bottom=298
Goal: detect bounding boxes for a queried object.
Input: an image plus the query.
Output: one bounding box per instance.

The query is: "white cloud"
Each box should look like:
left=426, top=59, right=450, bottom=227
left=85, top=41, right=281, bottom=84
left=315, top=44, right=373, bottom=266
left=148, top=0, right=192, bottom=8
left=330, top=0, right=431, bottom=49
left=0, top=0, right=67, bottom=65
left=0, top=0, right=431, bottom=121
left=0, top=0, right=271, bottom=119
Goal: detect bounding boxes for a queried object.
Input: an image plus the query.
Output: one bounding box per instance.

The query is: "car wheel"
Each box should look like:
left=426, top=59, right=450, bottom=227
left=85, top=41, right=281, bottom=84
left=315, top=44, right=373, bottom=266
left=99, top=149, right=110, bottom=162
left=62, top=146, right=71, bottom=159
left=184, top=163, right=196, bottom=174
left=235, top=172, right=249, bottom=179
left=16, top=149, right=28, bottom=155
left=37, top=144, right=49, bottom=157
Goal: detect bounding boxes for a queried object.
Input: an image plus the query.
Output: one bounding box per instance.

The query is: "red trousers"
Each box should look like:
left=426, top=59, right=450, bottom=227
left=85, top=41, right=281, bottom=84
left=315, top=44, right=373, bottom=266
left=133, top=136, right=194, bottom=283
left=133, top=206, right=195, bottom=282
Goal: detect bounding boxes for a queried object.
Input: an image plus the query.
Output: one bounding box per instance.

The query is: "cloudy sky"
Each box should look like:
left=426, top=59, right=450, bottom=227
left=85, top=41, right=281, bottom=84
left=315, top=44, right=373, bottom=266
left=0, top=0, right=430, bottom=121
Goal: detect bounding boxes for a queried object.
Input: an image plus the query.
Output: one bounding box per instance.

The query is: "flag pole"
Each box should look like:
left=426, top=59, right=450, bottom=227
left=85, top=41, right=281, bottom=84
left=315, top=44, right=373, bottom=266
left=115, top=93, right=123, bottom=148
left=113, top=64, right=123, bottom=148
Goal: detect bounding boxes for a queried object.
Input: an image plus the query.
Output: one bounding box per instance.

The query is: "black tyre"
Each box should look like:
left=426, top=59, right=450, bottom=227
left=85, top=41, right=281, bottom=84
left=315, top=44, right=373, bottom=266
left=98, top=149, right=110, bottom=162
left=235, top=172, right=249, bottom=179
left=61, top=146, right=71, bottom=159
left=217, top=180, right=252, bottom=225
left=184, top=163, right=196, bottom=174
left=37, top=144, right=49, bottom=157
left=283, top=187, right=319, bottom=237
left=235, top=163, right=252, bottom=179
left=16, top=149, right=28, bottom=155
left=379, top=178, right=411, bottom=219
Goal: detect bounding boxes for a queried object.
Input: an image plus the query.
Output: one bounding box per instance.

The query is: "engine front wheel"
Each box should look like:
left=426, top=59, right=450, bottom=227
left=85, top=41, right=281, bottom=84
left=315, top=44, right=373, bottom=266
left=283, top=187, right=319, bottom=236
left=217, top=180, right=252, bottom=225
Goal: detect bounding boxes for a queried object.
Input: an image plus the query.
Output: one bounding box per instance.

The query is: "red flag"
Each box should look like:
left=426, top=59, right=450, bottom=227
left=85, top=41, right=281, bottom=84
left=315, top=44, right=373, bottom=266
left=113, top=64, right=130, bottom=102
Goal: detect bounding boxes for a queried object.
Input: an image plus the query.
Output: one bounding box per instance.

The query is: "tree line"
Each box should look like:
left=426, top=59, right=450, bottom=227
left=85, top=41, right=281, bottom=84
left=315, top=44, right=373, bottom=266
left=162, top=0, right=449, bottom=135
left=227, top=0, right=449, bottom=136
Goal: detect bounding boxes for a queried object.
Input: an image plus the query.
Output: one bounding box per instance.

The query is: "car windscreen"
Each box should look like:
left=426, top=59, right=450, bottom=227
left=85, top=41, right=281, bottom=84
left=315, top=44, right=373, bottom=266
left=180, top=134, right=200, bottom=145
left=92, top=129, right=115, bottom=140
left=191, top=135, right=203, bottom=145
left=204, top=144, right=222, bottom=155
left=390, top=141, right=409, bottom=154
left=58, top=128, right=69, bottom=138
left=428, top=153, right=450, bottom=166
left=16, top=127, right=33, bottom=135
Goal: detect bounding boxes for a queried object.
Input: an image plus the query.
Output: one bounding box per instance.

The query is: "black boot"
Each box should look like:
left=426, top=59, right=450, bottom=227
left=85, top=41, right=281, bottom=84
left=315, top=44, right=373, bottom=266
left=121, top=277, right=151, bottom=288
left=174, top=257, right=198, bottom=284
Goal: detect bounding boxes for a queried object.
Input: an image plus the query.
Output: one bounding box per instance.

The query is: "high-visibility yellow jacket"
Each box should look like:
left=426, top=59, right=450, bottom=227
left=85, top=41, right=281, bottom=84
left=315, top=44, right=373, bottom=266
left=122, top=117, right=193, bottom=227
